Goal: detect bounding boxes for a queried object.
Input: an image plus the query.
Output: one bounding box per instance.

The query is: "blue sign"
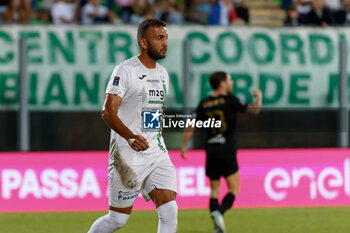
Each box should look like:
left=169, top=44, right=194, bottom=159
left=143, top=110, right=162, bottom=129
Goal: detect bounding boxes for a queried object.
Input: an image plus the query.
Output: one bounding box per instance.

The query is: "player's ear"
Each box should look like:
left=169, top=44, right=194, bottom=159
left=139, top=38, right=147, bottom=50
left=219, top=81, right=225, bottom=89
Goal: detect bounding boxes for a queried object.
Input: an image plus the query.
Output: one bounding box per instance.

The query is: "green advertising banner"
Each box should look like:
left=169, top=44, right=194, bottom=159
left=0, top=25, right=349, bottom=111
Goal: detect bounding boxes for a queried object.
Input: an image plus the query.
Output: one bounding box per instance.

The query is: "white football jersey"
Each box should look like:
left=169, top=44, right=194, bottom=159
left=105, top=56, right=170, bottom=166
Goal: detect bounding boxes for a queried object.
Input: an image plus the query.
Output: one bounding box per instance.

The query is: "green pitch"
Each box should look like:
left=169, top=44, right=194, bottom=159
left=0, top=207, right=349, bottom=233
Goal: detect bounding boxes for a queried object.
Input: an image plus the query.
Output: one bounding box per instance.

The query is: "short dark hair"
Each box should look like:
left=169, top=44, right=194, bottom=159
left=209, top=71, right=228, bottom=90
left=137, top=19, right=166, bottom=42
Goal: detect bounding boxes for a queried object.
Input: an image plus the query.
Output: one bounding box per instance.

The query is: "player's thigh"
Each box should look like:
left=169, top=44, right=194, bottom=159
left=108, top=167, right=140, bottom=210
left=225, top=171, right=240, bottom=195
left=143, top=158, right=177, bottom=207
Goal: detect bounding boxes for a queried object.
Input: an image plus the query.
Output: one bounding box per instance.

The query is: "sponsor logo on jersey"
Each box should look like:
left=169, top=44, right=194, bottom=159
left=118, top=190, right=139, bottom=201
left=149, top=89, right=164, bottom=100
left=113, top=76, right=120, bottom=86
left=147, top=79, right=160, bottom=83
left=138, top=87, right=148, bottom=103
left=207, top=133, right=226, bottom=144
left=139, top=74, right=147, bottom=80
left=143, top=109, right=162, bottom=130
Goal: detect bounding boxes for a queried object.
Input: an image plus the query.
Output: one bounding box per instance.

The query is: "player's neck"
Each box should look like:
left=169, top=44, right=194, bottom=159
left=212, top=89, right=228, bottom=97
left=138, top=53, right=157, bottom=69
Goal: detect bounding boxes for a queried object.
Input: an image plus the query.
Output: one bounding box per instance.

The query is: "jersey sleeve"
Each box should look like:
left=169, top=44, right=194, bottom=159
left=164, top=70, right=170, bottom=98
left=195, top=101, right=205, bottom=122
left=105, top=65, right=130, bottom=98
left=230, top=95, right=248, bottom=112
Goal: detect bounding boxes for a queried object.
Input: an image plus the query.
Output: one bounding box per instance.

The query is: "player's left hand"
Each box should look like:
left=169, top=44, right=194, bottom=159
left=252, top=89, right=262, bottom=102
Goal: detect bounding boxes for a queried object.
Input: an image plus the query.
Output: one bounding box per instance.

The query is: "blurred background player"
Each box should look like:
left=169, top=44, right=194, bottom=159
left=87, top=19, right=177, bottom=233
left=181, top=71, right=262, bottom=233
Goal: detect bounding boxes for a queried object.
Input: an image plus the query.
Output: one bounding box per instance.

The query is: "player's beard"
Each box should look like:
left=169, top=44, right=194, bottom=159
left=147, top=42, right=166, bottom=60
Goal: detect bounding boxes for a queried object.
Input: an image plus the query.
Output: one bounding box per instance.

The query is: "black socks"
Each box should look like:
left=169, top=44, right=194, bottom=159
left=219, top=193, right=235, bottom=214
left=210, top=193, right=236, bottom=215
left=210, top=198, right=219, bottom=212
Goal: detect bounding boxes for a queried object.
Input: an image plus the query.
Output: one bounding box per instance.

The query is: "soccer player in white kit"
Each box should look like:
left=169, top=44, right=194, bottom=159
left=87, top=19, right=178, bottom=233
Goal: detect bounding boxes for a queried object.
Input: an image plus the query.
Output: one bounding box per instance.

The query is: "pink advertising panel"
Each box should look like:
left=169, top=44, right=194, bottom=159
left=0, top=149, right=350, bottom=212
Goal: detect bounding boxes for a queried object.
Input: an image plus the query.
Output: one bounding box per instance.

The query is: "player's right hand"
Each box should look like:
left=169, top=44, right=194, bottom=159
left=127, top=135, right=149, bottom=152
left=181, top=146, right=187, bottom=160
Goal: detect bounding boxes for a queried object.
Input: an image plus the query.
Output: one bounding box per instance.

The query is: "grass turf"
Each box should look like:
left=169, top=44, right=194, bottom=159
left=0, top=207, right=349, bottom=233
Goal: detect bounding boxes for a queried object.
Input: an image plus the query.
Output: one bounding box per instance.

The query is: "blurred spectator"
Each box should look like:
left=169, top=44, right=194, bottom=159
left=41, top=0, right=55, bottom=10
left=334, top=0, right=350, bottom=25
left=154, top=0, right=183, bottom=24
left=324, top=0, right=341, bottom=11
left=0, top=0, right=9, bottom=24
left=187, top=0, right=216, bottom=24
left=115, top=0, right=135, bottom=23
left=282, top=0, right=293, bottom=10
left=284, top=4, right=300, bottom=25
left=343, top=0, right=350, bottom=24
left=81, top=0, right=119, bottom=24
left=208, top=0, right=244, bottom=25
left=235, top=1, right=249, bottom=23
left=32, top=9, right=51, bottom=24
left=51, top=0, right=76, bottom=24
left=2, top=0, right=32, bottom=23
left=304, top=0, right=334, bottom=27
left=294, top=0, right=313, bottom=23
left=76, top=0, right=114, bottom=22
left=12, top=0, right=32, bottom=13
left=130, top=0, right=154, bottom=24
left=30, top=0, right=54, bottom=24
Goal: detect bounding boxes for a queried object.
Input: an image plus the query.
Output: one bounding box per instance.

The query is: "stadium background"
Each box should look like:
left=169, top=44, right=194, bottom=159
left=1, top=0, right=350, bottom=232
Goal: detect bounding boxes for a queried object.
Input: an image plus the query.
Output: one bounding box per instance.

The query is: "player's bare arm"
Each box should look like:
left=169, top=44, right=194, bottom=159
left=246, top=88, right=262, bottom=115
left=101, top=94, right=149, bottom=151
left=181, top=126, right=196, bottom=159
left=59, top=16, right=76, bottom=24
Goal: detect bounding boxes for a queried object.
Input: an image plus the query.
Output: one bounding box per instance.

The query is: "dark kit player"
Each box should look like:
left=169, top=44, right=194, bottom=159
left=181, top=71, right=262, bottom=233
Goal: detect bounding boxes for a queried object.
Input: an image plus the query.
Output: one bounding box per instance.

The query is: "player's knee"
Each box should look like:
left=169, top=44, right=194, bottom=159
left=228, top=187, right=239, bottom=197
left=157, top=200, right=178, bottom=224
left=210, top=189, right=220, bottom=198
left=107, top=210, right=130, bottom=230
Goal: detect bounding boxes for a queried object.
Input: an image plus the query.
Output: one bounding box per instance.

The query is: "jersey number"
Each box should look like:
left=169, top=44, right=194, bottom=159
left=205, top=110, right=227, bottom=134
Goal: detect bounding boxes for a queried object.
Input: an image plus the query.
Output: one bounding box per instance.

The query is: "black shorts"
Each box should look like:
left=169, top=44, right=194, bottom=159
left=205, top=153, right=239, bottom=180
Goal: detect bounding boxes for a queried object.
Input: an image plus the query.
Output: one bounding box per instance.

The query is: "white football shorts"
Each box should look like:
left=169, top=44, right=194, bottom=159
left=108, top=156, right=177, bottom=208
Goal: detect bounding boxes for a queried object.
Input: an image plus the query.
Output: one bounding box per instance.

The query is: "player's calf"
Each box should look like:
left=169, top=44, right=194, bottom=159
left=219, top=192, right=235, bottom=214
left=156, top=200, right=178, bottom=233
